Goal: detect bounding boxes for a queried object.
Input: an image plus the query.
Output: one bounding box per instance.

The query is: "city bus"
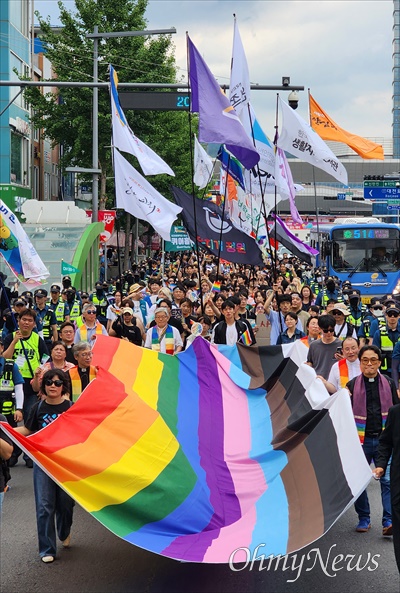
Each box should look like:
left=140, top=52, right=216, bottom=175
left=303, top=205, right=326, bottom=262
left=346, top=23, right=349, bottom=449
left=309, top=218, right=400, bottom=303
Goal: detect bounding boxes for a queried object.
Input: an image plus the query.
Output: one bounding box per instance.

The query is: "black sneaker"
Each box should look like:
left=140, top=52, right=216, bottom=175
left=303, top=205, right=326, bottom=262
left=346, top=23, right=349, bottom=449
left=25, top=459, right=33, bottom=468
left=8, top=455, right=18, bottom=467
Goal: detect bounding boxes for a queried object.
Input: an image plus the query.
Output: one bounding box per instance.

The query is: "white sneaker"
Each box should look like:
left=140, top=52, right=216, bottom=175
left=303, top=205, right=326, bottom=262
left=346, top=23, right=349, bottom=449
left=41, top=555, right=55, bottom=563
left=62, top=534, right=71, bottom=548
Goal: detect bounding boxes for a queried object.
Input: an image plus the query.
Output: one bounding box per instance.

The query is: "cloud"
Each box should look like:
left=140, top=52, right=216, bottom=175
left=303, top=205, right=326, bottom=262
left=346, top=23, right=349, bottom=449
left=35, top=0, right=394, bottom=139
left=147, top=0, right=393, bottom=138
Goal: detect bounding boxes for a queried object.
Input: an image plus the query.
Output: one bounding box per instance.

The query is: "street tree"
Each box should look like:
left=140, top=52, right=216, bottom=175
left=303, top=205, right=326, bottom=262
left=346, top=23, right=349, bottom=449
left=25, top=0, right=194, bottom=215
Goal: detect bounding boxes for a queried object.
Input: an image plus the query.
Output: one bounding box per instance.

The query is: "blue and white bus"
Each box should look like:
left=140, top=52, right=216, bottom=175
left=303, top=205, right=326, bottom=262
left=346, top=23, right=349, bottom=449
left=309, top=218, right=400, bottom=303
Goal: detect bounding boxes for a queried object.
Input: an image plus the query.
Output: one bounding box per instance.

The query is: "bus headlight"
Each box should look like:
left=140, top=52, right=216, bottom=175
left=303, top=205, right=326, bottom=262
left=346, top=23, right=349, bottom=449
left=393, top=279, right=400, bottom=295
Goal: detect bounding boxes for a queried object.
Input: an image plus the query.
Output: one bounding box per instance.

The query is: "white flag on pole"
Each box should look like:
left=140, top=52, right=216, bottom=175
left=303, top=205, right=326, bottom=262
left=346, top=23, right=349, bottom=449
left=193, top=135, right=214, bottom=189
left=229, top=18, right=251, bottom=117
left=110, top=65, right=174, bottom=177
left=274, top=146, right=303, bottom=224
left=113, top=149, right=181, bottom=242
left=277, top=97, right=348, bottom=185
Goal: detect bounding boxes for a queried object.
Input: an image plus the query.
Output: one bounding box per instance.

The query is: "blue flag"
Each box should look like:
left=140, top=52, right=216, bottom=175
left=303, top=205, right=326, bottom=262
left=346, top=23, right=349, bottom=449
left=188, top=36, right=259, bottom=171
left=216, top=145, right=245, bottom=190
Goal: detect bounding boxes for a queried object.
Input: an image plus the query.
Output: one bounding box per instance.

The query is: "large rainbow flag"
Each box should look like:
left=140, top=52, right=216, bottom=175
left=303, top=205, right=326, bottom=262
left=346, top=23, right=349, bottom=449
left=2, top=337, right=371, bottom=563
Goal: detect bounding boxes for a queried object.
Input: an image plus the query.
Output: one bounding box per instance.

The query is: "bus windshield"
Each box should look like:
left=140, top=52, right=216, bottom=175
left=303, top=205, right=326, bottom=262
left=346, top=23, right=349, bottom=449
left=331, top=227, right=400, bottom=273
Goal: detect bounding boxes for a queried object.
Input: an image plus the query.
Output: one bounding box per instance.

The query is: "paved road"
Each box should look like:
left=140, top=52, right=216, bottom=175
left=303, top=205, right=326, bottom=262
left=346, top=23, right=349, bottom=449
left=1, top=464, right=399, bottom=593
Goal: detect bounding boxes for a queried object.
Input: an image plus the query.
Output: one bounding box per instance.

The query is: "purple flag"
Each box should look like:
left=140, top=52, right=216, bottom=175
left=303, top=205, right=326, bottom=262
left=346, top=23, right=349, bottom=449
left=188, top=36, right=259, bottom=171
left=270, top=214, right=319, bottom=265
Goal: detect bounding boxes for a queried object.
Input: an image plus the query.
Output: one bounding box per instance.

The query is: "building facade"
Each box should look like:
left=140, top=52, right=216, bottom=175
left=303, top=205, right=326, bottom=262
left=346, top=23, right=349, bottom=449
left=0, top=0, right=32, bottom=209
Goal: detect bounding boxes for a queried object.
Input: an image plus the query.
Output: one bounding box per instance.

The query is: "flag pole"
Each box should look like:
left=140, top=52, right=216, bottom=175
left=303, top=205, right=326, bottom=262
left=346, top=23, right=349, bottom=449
left=273, top=93, right=283, bottom=334
left=216, top=152, right=230, bottom=274
left=186, top=32, right=204, bottom=313
left=308, top=88, right=324, bottom=308
left=246, top=102, right=276, bottom=280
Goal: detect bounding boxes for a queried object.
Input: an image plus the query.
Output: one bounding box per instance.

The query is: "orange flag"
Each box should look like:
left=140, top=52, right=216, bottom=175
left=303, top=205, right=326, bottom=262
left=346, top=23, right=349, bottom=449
left=309, top=94, right=384, bottom=160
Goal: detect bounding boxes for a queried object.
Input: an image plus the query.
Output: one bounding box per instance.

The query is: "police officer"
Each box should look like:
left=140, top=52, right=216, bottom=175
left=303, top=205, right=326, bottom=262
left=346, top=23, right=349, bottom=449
left=48, top=285, right=70, bottom=331
left=0, top=338, right=25, bottom=466
left=2, top=309, right=48, bottom=467
left=358, top=298, right=386, bottom=347
left=372, top=303, right=400, bottom=377
left=315, top=277, right=341, bottom=309
left=347, top=289, right=367, bottom=330
left=90, top=282, right=108, bottom=328
left=33, top=289, right=58, bottom=348
left=63, top=288, right=81, bottom=326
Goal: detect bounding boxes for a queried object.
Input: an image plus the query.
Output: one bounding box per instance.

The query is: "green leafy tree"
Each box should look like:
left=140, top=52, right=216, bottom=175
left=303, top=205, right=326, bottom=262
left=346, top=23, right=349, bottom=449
left=25, top=0, right=195, bottom=217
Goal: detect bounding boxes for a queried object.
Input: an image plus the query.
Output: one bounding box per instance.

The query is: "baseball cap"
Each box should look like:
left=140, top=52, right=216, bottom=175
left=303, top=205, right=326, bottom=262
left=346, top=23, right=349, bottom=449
left=50, top=284, right=60, bottom=292
left=13, top=298, right=27, bottom=307
left=121, top=307, right=134, bottom=315
left=386, top=303, right=400, bottom=314
left=34, top=289, right=48, bottom=298
left=62, top=276, right=71, bottom=281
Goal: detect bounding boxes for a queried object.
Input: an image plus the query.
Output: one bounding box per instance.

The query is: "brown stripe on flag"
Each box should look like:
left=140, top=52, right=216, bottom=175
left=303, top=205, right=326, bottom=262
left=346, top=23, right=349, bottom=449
left=267, top=379, right=325, bottom=552
left=237, top=344, right=267, bottom=389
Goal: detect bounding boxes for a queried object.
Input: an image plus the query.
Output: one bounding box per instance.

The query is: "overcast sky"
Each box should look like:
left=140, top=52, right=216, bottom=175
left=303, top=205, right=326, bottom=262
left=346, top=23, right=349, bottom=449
left=34, top=0, right=394, bottom=141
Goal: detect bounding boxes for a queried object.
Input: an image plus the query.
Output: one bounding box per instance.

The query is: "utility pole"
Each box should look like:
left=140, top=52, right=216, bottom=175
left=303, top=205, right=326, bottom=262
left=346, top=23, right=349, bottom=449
left=85, top=27, right=177, bottom=222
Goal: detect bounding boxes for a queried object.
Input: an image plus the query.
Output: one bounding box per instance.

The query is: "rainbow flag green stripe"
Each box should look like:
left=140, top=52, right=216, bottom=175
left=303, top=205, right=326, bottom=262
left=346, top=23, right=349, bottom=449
left=93, top=446, right=197, bottom=537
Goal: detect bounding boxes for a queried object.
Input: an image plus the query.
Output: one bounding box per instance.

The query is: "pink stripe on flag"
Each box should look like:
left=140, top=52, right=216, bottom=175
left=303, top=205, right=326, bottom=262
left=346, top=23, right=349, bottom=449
left=203, top=355, right=267, bottom=562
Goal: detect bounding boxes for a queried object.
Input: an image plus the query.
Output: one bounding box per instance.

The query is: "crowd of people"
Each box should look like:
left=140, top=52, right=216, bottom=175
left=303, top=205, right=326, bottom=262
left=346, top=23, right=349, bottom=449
left=0, top=250, right=400, bottom=571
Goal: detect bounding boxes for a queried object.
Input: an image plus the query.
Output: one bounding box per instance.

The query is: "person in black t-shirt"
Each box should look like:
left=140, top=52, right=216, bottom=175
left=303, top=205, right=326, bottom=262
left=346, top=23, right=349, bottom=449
left=109, top=307, right=142, bottom=346
left=15, top=369, right=74, bottom=563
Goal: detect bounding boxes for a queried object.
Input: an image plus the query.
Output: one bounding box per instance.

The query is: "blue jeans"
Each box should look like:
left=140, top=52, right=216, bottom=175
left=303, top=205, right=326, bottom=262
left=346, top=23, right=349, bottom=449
left=33, top=464, right=74, bottom=557
left=355, top=435, right=392, bottom=525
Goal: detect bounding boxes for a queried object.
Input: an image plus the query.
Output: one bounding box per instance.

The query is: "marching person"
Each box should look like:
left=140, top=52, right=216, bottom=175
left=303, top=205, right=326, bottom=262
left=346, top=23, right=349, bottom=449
left=211, top=300, right=255, bottom=346
left=320, top=337, right=361, bottom=394
left=306, top=314, right=342, bottom=380
left=372, top=302, right=400, bottom=377
left=73, top=303, right=108, bottom=347
left=346, top=345, right=399, bottom=535
left=375, top=403, right=400, bottom=573
left=0, top=415, right=13, bottom=515
left=144, top=308, right=183, bottom=355
left=15, top=369, right=74, bottom=563
left=2, top=309, right=48, bottom=467
left=48, top=285, right=70, bottom=331
left=33, top=289, right=58, bottom=348
left=331, top=303, right=357, bottom=341
left=66, top=342, right=98, bottom=402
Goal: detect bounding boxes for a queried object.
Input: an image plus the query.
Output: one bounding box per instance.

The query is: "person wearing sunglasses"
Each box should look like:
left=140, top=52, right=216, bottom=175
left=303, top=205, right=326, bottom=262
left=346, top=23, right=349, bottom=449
left=73, top=303, right=108, bottom=347
left=357, top=298, right=386, bottom=347
left=346, top=345, right=399, bottom=536
left=14, top=369, right=74, bottom=563
left=330, top=303, right=357, bottom=341
left=372, top=303, right=400, bottom=377
left=306, top=314, right=343, bottom=379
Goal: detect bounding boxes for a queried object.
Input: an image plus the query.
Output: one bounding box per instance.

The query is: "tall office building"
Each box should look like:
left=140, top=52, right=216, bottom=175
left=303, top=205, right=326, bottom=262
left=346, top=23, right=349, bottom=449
left=0, top=0, right=32, bottom=208
left=393, top=0, right=400, bottom=158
